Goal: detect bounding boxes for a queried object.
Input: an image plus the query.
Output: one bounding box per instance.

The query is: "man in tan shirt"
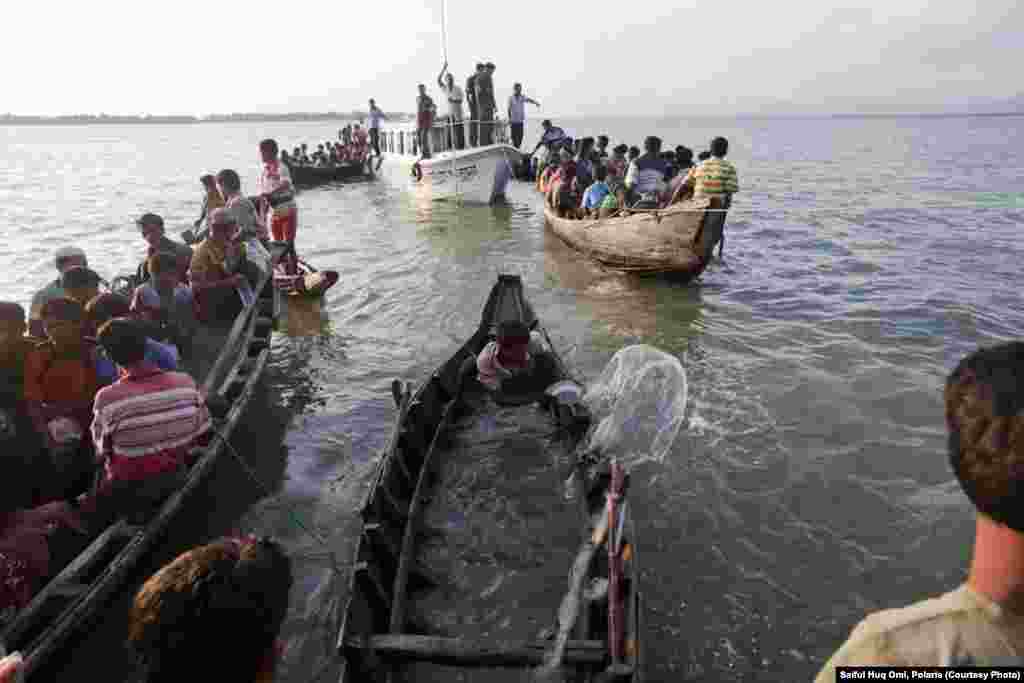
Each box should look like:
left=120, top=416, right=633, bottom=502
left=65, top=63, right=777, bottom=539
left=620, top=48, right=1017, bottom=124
left=816, top=342, right=1024, bottom=680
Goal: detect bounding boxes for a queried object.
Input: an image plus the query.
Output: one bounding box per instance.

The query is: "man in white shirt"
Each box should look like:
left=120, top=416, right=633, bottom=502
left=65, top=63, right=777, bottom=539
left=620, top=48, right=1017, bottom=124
left=367, top=99, right=388, bottom=160
left=507, top=82, right=539, bottom=149
left=436, top=62, right=465, bottom=150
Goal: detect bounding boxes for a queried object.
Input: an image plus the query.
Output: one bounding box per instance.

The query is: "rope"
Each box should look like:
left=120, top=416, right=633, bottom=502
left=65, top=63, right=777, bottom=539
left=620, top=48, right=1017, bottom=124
left=210, top=430, right=340, bottom=571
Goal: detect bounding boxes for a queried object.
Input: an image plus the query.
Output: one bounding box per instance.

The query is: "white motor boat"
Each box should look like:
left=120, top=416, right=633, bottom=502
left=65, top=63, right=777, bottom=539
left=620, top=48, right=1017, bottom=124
left=380, top=119, right=521, bottom=204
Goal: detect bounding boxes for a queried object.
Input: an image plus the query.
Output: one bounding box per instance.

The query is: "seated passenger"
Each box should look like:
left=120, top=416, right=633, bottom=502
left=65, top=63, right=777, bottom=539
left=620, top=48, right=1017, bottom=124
left=128, top=537, right=292, bottom=683
left=606, top=144, right=629, bottom=183
left=29, top=246, right=88, bottom=338
left=214, top=169, right=268, bottom=243
left=581, top=166, right=612, bottom=218
left=130, top=253, right=196, bottom=353
left=59, top=266, right=102, bottom=310
left=625, top=136, right=669, bottom=209
left=77, top=319, right=211, bottom=529
left=476, top=321, right=550, bottom=393
left=24, top=298, right=111, bottom=500
left=0, top=303, right=53, bottom=508
left=189, top=210, right=249, bottom=324
left=88, top=293, right=179, bottom=371
left=136, top=213, right=193, bottom=285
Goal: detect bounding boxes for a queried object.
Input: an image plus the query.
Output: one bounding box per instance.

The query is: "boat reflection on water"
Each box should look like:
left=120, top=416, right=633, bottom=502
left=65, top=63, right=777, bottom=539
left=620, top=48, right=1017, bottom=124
left=543, top=228, right=705, bottom=355
left=277, top=294, right=333, bottom=337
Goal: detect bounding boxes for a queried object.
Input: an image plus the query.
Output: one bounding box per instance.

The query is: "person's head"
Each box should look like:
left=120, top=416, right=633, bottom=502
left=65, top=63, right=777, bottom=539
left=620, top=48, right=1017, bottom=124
left=200, top=174, right=217, bottom=191
left=418, top=83, right=426, bottom=95
left=216, top=169, right=241, bottom=197
left=300, top=143, right=308, bottom=151
left=613, top=144, right=628, bottom=159
left=597, top=135, right=609, bottom=148
left=369, top=98, right=376, bottom=108
left=129, top=537, right=293, bottom=683
left=136, top=213, right=166, bottom=249
left=259, top=138, right=279, bottom=163
left=147, top=251, right=180, bottom=292
left=710, top=136, right=729, bottom=158
left=97, top=317, right=148, bottom=367
left=84, top=292, right=130, bottom=330
left=445, top=73, right=454, bottom=87
left=485, top=62, right=495, bottom=73
left=208, top=208, right=237, bottom=244
left=54, top=246, right=87, bottom=274
left=541, top=119, right=552, bottom=131
left=580, top=137, right=595, bottom=152
left=559, top=148, right=572, bottom=166
left=676, top=145, right=693, bottom=165
left=643, top=135, right=662, bottom=154
left=496, top=320, right=530, bottom=367
left=628, top=146, right=641, bottom=161
left=41, top=298, right=85, bottom=348
left=945, top=343, right=1024, bottom=532
left=595, top=165, right=608, bottom=182
left=60, top=266, right=102, bottom=307
left=0, top=303, right=26, bottom=348
left=698, top=150, right=711, bottom=162
left=514, top=82, right=522, bottom=95
left=475, top=62, right=485, bottom=73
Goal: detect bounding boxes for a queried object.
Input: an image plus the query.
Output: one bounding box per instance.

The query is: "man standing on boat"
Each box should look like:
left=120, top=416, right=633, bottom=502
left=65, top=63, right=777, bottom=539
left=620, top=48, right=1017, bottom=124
left=416, top=84, right=436, bottom=160
left=476, top=62, right=497, bottom=146
left=367, top=99, right=388, bottom=163
left=465, top=63, right=483, bottom=147
left=257, top=139, right=299, bottom=275
left=436, top=62, right=465, bottom=150
left=507, top=83, right=539, bottom=150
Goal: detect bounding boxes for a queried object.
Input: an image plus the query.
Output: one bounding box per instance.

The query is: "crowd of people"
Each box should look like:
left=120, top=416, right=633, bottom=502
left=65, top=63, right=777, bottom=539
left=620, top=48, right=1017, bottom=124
left=281, top=125, right=373, bottom=168
left=532, top=122, right=740, bottom=226
left=0, top=138, right=300, bottom=620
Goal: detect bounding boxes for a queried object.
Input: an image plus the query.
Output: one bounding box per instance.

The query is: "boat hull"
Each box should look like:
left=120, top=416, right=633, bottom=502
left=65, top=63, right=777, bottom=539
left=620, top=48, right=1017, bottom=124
left=543, top=197, right=727, bottom=277
left=396, top=145, right=520, bottom=204
left=336, top=274, right=642, bottom=682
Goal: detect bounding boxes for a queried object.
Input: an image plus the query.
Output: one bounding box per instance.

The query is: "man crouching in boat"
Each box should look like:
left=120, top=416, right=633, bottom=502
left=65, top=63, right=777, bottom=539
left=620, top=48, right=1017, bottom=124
left=77, top=318, right=211, bottom=529
left=257, top=138, right=299, bottom=276
left=474, top=321, right=559, bottom=399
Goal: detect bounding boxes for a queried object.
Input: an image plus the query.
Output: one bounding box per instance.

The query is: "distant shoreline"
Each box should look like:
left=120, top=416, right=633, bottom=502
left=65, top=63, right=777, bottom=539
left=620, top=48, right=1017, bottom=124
left=0, top=113, right=415, bottom=126
left=1, top=111, right=1020, bottom=126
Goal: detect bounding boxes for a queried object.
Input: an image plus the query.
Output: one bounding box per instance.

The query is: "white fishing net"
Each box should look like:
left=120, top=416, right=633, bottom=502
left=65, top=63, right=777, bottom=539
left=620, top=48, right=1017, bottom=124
left=582, top=344, right=688, bottom=468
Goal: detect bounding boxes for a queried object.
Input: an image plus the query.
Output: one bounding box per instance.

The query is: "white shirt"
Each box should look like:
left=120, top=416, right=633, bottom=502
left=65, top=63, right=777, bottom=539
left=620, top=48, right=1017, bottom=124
left=508, top=94, right=528, bottom=123
left=440, top=83, right=464, bottom=120
left=368, top=107, right=385, bottom=129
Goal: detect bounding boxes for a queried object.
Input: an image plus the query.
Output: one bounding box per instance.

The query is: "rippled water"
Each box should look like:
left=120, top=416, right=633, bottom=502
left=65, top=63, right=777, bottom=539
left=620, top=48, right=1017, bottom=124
left=2, top=115, right=1023, bottom=681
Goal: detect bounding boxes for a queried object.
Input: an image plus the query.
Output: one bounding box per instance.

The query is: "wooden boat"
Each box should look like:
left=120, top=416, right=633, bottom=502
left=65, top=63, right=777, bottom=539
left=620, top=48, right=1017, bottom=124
left=0, top=245, right=285, bottom=678
left=337, top=274, right=643, bottom=682
left=544, top=196, right=727, bottom=278
left=285, top=160, right=373, bottom=187
left=273, top=257, right=339, bottom=298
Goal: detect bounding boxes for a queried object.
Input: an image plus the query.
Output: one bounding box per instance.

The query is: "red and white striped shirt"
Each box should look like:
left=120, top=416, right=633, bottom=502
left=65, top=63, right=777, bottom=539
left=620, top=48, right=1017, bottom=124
left=90, top=363, right=211, bottom=483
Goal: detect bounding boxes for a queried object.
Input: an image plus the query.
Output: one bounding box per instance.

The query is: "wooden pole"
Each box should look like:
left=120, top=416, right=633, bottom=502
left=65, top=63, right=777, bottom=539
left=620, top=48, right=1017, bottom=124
left=348, top=634, right=607, bottom=668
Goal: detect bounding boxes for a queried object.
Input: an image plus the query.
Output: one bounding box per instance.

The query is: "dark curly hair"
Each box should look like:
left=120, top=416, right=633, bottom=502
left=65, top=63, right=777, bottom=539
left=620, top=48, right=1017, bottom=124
left=946, top=342, right=1024, bottom=532
left=128, top=537, right=293, bottom=683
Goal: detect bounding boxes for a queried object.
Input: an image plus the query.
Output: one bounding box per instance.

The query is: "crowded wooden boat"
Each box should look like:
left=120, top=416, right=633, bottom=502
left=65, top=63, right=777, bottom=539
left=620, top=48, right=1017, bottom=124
left=0, top=212, right=284, bottom=677
left=336, top=274, right=642, bottom=682
left=282, top=131, right=375, bottom=186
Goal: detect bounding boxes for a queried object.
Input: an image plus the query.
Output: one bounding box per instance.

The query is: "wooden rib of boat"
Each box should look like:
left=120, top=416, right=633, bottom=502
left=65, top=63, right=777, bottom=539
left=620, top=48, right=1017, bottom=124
left=285, top=160, right=373, bottom=187
left=543, top=196, right=727, bottom=278
left=337, top=274, right=643, bottom=682
left=0, top=244, right=285, bottom=678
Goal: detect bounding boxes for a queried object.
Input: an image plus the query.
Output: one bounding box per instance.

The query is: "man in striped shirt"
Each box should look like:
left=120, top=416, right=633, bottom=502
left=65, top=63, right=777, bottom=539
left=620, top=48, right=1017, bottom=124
left=80, top=318, right=210, bottom=528
left=690, top=136, right=739, bottom=258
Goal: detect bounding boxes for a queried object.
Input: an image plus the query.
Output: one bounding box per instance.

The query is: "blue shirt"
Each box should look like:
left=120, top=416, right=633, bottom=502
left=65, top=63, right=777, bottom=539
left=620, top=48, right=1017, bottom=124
left=582, top=181, right=611, bottom=210
left=95, top=338, right=179, bottom=380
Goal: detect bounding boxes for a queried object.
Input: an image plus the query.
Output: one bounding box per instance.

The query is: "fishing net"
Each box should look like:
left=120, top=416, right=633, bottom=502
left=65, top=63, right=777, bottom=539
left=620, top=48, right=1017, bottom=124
left=581, top=344, right=688, bottom=468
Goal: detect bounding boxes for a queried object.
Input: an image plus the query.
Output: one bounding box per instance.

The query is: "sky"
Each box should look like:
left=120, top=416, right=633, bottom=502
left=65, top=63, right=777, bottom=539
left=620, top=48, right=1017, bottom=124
left=2, top=0, right=1021, bottom=117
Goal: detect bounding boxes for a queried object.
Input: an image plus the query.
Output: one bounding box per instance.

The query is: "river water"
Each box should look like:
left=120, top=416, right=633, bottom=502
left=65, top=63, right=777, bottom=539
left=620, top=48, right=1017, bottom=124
left=2, top=115, right=1023, bottom=681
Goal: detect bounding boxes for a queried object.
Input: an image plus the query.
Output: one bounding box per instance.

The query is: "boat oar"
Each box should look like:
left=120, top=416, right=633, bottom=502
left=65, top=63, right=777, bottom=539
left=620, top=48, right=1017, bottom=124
left=596, top=460, right=633, bottom=683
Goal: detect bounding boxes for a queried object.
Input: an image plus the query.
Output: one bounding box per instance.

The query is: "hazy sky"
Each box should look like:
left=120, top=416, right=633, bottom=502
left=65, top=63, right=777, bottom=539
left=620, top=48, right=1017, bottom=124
left=3, top=0, right=1020, bottom=117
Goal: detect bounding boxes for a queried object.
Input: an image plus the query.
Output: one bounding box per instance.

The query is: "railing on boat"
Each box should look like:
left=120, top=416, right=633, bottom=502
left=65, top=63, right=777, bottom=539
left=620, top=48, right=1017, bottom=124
left=382, top=118, right=510, bottom=157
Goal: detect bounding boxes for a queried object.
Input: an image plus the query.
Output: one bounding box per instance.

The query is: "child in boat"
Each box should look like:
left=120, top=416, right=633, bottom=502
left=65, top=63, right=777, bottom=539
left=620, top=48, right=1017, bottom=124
left=476, top=321, right=547, bottom=392
left=131, top=252, right=196, bottom=355
left=581, top=166, right=612, bottom=218
left=88, top=293, right=179, bottom=372
left=128, top=537, right=292, bottom=683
